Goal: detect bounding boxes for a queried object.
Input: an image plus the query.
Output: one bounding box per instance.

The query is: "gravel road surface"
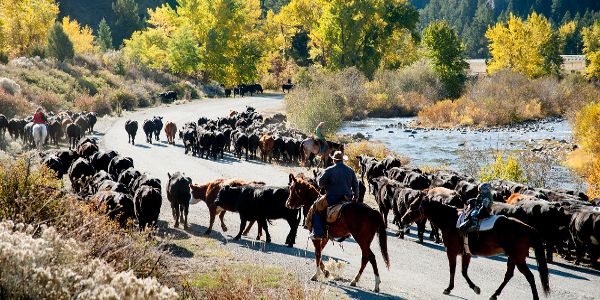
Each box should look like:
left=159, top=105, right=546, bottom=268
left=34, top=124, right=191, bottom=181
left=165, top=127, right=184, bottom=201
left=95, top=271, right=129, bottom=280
left=97, top=95, right=600, bottom=299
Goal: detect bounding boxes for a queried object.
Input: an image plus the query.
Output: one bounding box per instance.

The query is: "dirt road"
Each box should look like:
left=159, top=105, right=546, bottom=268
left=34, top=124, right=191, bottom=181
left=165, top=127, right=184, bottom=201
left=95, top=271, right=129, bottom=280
left=97, top=95, right=600, bottom=299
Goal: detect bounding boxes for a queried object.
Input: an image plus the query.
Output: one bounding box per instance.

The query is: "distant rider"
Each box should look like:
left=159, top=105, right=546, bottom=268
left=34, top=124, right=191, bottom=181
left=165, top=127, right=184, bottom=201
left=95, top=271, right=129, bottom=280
left=314, top=122, right=326, bottom=153
left=459, top=182, right=493, bottom=232
left=33, top=106, right=48, bottom=125
left=310, top=151, right=360, bottom=240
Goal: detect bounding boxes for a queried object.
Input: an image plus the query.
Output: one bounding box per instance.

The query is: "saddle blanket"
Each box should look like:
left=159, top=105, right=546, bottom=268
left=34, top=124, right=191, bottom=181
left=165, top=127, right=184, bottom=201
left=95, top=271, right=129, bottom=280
left=456, top=212, right=505, bottom=232
left=327, top=202, right=349, bottom=223
left=304, top=200, right=350, bottom=230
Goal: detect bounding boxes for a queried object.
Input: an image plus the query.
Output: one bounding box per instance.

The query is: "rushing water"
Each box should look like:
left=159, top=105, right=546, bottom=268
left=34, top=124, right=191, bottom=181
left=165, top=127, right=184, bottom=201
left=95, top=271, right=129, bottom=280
left=339, top=117, right=581, bottom=189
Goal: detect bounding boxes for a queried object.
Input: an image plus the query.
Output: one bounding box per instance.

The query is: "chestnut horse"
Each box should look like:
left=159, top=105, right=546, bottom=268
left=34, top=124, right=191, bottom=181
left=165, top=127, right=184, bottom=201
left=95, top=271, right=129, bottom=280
left=299, top=139, right=344, bottom=169
left=285, top=174, right=389, bottom=292
left=401, top=198, right=550, bottom=300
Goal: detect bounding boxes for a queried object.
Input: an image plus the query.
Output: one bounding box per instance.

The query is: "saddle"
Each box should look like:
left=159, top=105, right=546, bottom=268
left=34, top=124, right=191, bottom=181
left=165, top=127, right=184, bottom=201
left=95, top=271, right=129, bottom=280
left=305, top=195, right=350, bottom=232
left=457, top=211, right=505, bottom=255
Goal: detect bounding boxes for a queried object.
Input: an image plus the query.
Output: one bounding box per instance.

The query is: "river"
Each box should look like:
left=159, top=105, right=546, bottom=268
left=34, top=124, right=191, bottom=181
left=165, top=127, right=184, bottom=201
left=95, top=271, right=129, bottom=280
left=339, top=117, right=583, bottom=190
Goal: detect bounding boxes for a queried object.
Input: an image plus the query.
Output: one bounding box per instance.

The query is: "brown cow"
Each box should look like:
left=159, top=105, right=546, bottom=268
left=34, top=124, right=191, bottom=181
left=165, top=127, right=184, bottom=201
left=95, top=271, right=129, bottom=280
left=189, top=178, right=265, bottom=235
left=259, top=134, right=275, bottom=163
left=164, top=121, right=177, bottom=145
left=61, top=118, right=73, bottom=137
left=506, top=193, right=535, bottom=205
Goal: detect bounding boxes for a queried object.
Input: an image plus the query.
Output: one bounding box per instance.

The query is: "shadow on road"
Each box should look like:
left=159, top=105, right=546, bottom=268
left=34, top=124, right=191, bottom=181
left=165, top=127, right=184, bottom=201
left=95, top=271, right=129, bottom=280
left=484, top=255, right=592, bottom=280
left=135, top=144, right=151, bottom=149
left=333, top=282, right=406, bottom=300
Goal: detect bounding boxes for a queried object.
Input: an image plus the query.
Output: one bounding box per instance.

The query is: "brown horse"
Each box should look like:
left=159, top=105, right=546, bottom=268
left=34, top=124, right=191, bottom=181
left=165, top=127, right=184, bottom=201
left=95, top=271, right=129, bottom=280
left=285, top=174, right=389, bottom=292
left=299, top=139, right=344, bottom=169
left=401, top=198, right=550, bottom=300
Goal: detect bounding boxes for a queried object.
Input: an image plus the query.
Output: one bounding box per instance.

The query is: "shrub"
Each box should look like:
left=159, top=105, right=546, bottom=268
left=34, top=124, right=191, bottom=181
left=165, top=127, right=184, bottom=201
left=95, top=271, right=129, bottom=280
left=0, top=221, right=177, bottom=299
left=0, top=89, right=33, bottom=118
left=574, top=102, right=600, bottom=155
left=0, top=77, right=21, bottom=95
left=584, top=156, right=600, bottom=198
left=480, top=153, right=527, bottom=183
left=74, top=95, right=112, bottom=116
left=29, top=91, right=65, bottom=113
left=108, top=88, right=138, bottom=111
left=285, top=83, right=344, bottom=136
left=343, top=141, right=408, bottom=172
left=166, top=81, right=200, bottom=100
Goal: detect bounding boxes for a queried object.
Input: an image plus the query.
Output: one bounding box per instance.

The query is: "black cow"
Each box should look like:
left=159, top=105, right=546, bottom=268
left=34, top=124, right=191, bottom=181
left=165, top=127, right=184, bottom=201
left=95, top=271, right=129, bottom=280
left=568, top=207, right=600, bottom=266
left=125, top=120, right=138, bottom=145
left=93, top=191, right=135, bottom=227
left=68, top=157, right=95, bottom=193
left=66, top=123, right=81, bottom=150
left=215, top=185, right=299, bottom=247
left=90, top=170, right=115, bottom=194
left=180, top=125, right=197, bottom=155
left=97, top=180, right=129, bottom=195
left=371, top=177, right=403, bottom=227
left=56, top=150, right=79, bottom=168
left=231, top=131, right=249, bottom=160
left=356, top=155, right=378, bottom=182
left=91, top=150, right=119, bottom=172
left=167, top=172, right=192, bottom=229
left=455, top=180, right=478, bottom=202
left=248, top=133, right=260, bottom=160
left=134, top=185, right=162, bottom=230
left=131, top=174, right=162, bottom=193
left=108, top=156, right=134, bottom=179
left=402, top=171, right=430, bottom=190
left=160, top=91, right=178, bottom=102
left=396, top=188, right=429, bottom=242
left=142, top=119, right=154, bottom=144
left=117, top=168, right=141, bottom=193
left=42, top=155, right=65, bottom=179
left=152, top=116, right=163, bottom=141
left=87, top=112, right=97, bottom=133
left=282, top=83, right=294, bottom=93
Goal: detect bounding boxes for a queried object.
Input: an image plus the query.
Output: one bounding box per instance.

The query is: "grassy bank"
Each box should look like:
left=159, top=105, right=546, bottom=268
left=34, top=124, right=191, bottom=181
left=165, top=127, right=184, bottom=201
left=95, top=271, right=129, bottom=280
left=0, top=52, right=218, bottom=118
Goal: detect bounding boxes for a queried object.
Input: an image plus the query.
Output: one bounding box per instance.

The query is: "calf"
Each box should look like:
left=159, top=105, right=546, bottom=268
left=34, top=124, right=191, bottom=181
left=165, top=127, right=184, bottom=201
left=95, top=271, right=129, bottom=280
left=134, top=185, right=162, bottom=230
left=68, top=157, right=95, bottom=193
left=167, top=172, right=192, bottom=229
left=215, top=185, right=300, bottom=247
left=125, top=120, right=138, bottom=145
left=92, top=191, right=135, bottom=227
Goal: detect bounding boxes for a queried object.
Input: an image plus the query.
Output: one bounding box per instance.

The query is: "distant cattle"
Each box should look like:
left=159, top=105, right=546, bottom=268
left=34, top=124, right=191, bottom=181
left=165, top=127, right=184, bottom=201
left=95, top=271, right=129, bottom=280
left=164, top=122, right=177, bottom=145
left=152, top=116, right=163, bottom=141
left=143, top=119, right=154, bottom=144
left=160, top=91, right=178, bottom=102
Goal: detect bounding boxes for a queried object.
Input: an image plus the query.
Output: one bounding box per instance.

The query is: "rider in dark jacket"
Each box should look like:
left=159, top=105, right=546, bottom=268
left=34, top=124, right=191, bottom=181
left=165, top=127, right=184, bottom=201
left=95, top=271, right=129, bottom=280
left=459, top=183, right=493, bottom=232
left=310, top=151, right=359, bottom=240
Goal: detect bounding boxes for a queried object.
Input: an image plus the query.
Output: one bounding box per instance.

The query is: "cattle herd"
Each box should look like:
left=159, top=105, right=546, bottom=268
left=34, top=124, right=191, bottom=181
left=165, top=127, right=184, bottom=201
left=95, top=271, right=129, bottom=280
left=0, top=111, right=97, bottom=149
left=359, top=155, right=600, bottom=267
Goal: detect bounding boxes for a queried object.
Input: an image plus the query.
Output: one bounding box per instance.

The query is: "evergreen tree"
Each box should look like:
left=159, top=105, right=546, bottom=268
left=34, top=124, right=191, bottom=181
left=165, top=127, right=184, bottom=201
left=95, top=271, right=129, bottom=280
left=47, top=22, right=74, bottom=61
left=97, top=18, right=113, bottom=52
left=112, top=0, right=142, bottom=47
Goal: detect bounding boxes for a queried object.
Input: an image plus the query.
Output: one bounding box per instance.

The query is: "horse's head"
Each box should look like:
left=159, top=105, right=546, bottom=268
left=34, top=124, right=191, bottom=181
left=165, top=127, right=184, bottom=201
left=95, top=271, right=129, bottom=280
left=401, top=191, right=428, bottom=225
left=286, top=174, right=319, bottom=209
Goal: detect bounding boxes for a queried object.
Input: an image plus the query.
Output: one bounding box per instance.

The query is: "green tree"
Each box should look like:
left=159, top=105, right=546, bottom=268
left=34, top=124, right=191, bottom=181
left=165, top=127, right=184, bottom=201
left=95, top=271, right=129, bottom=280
left=167, top=27, right=201, bottom=75
left=582, top=22, right=600, bottom=79
left=112, top=0, right=143, bottom=46
left=97, top=18, right=113, bottom=52
left=47, top=22, right=74, bottom=61
left=422, top=21, right=468, bottom=99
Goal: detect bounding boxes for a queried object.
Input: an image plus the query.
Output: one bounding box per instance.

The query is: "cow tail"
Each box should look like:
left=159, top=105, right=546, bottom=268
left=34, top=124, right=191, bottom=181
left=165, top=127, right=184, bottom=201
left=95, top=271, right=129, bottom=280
left=532, top=232, right=550, bottom=296
left=376, top=211, right=390, bottom=269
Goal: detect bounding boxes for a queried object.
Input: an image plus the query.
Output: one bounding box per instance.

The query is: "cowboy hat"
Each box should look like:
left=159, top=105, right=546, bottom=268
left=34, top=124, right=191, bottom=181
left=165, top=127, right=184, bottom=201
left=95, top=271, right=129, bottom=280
left=330, top=150, right=348, bottom=161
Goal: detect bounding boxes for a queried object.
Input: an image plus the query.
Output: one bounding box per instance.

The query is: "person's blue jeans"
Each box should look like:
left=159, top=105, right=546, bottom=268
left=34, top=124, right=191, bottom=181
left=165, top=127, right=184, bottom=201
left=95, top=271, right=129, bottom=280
left=312, top=195, right=345, bottom=239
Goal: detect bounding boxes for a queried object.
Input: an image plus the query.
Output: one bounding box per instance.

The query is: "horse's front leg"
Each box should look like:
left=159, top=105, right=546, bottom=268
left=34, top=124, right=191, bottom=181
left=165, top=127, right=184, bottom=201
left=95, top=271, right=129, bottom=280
left=461, top=255, right=480, bottom=294
left=444, top=252, right=457, bottom=295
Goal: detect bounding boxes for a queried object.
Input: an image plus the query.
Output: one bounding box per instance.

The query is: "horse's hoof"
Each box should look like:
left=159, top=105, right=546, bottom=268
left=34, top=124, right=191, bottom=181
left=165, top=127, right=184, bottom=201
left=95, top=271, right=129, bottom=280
left=222, top=226, right=228, bottom=232
left=323, top=270, right=330, bottom=278
left=373, top=287, right=380, bottom=293
left=350, top=281, right=357, bottom=287
left=233, top=236, right=241, bottom=240
left=489, top=295, right=497, bottom=300
left=204, top=230, right=211, bottom=235
left=443, top=289, right=451, bottom=295
left=174, top=223, right=179, bottom=228
left=266, top=239, right=271, bottom=243
left=311, top=275, right=319, bottom=281
left=473, top=286, right=481, bottom=295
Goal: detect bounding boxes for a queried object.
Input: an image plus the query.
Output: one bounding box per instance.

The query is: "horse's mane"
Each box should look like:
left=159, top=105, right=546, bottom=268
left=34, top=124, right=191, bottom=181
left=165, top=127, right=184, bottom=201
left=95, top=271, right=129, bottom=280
left=295, top=177, right=319, bottom=192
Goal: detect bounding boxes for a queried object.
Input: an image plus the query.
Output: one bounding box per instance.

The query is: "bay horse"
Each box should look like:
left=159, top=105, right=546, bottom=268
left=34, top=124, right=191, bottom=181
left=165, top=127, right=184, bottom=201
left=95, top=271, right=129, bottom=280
left=299, top=139, right=344, bottom=169
left=401, top=198, right=550, bottom=300
left=285, top=174, right=389, bottom=292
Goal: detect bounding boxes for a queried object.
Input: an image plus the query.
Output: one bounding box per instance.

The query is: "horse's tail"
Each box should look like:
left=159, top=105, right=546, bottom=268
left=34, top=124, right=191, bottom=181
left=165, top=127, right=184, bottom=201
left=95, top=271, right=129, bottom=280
left=532, top=233, right=550, bottom=296
left=376, top=211, right=390, bottom=269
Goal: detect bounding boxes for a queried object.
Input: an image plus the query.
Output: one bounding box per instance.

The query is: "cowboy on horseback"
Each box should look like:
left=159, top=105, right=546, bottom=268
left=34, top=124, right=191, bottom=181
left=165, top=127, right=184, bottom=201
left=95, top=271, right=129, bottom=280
left=314, top=122, right=327, bottom=154
left=309, top=150, right=359, bottom=241
left=459, top=182, right=493, bottom=232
